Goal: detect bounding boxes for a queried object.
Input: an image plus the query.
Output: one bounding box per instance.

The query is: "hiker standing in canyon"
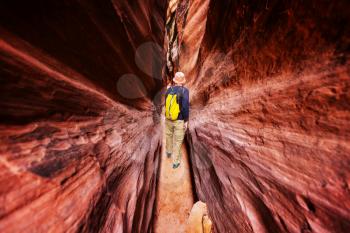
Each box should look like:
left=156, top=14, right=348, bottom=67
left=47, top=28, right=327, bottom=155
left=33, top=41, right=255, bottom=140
left=165, top=72, right=189, bottom=169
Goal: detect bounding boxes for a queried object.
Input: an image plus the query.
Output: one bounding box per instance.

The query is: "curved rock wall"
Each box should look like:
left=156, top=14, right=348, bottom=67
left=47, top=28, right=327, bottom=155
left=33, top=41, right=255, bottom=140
left=0, top=1, right=167, bottom=232
left=182, top=0, right=350, bottom=232
left=1, top=0, right=350, bottom=233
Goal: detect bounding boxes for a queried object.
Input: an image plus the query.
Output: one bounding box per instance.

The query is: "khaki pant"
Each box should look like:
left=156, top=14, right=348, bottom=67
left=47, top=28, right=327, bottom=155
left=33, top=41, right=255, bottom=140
left=165, top=119, right=185, bottom=164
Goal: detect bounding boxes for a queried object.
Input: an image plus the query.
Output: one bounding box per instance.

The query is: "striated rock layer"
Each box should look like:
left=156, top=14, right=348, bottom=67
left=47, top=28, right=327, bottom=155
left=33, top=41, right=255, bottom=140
left=181, top=0, right=350, bottom=233
left=0, top=1, right=167, bottom=232
left=1, top=0, right=350, bottom=233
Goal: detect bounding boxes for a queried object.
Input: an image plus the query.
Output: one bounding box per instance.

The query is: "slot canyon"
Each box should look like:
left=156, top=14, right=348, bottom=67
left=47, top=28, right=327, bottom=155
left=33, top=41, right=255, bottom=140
left=0, top=0, right=349, bottom=232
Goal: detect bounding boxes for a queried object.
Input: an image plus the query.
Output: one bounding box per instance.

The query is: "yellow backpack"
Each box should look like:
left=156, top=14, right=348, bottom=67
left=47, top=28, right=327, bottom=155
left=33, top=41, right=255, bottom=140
left=165, top=87, right=183, bottom=120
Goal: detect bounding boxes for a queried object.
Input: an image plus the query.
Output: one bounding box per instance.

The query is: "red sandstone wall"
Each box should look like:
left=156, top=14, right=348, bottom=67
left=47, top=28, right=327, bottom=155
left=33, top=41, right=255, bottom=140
left=1, top=0, right=349, bottom=233
left=184, top=1, right=350, bottom=232
left=0, top=1, right=167, bottom=232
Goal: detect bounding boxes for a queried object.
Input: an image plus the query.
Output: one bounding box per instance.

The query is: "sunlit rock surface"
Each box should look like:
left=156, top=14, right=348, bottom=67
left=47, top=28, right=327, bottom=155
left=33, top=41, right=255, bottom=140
left=0, top=1, right=167, bottom=232
left=182, top=1, right=350, bottom=233
left=185, top=201, right=212, bottom=233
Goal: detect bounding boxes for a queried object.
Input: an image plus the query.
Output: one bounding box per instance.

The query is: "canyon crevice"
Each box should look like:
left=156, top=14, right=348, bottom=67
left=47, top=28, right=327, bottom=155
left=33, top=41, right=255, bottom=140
left=0, top=1, right=167, bottom=232
left=0, top=0, right=350, bottom=233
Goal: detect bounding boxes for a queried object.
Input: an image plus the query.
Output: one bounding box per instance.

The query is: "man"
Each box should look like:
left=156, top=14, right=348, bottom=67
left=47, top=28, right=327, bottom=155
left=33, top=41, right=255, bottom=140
left=165, top=71, right=189, bottom=169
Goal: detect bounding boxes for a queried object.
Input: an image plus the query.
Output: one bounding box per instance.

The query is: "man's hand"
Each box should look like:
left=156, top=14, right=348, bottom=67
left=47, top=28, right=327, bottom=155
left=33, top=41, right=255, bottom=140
left=184, top=122, right=188, bottom=131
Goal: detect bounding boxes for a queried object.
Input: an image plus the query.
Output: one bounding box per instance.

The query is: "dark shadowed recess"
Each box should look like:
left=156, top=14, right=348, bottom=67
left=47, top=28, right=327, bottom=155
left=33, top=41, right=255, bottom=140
left=0, top=59, right=107, bottom=125
left=204, top=0, right=349, bottom=53
left=184, top=134, right=199, bottom=202
left=0, top=0, right=166, bottom=109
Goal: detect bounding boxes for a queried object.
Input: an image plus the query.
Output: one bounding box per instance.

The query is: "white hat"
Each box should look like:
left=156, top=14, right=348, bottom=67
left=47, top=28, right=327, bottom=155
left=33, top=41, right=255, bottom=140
left=173, top=71, right=186, bottom=84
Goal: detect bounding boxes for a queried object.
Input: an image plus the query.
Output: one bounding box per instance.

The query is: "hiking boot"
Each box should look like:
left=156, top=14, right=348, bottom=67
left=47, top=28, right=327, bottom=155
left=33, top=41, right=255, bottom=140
left=172, top=163, right=180, bottom=169
left=166, top=152, right=172, bottom=158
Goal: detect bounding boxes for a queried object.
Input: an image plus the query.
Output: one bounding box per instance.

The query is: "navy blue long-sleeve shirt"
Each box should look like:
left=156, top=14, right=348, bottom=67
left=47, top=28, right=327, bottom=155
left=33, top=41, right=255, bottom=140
left=165, top=85, right=189, bottom=122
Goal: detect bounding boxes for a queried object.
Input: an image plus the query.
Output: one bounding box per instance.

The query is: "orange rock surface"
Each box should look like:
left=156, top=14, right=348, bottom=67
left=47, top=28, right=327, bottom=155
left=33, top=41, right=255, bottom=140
left=153, top=115, right=194, bottom=233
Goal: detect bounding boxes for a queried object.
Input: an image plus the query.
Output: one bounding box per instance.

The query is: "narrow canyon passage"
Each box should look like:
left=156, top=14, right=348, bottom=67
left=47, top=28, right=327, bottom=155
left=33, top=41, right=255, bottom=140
left=153, top=113, right=194, bottom=233
left=0, top=1, right=350, bottom=233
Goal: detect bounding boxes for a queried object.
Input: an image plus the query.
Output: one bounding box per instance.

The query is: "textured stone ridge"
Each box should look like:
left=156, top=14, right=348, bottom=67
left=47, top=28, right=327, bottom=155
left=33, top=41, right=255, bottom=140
left=1, top=0, right=350, bottom=233
left=182, top=1, right=350, bottom=233
left=0, top=1, right=167, bottom=232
